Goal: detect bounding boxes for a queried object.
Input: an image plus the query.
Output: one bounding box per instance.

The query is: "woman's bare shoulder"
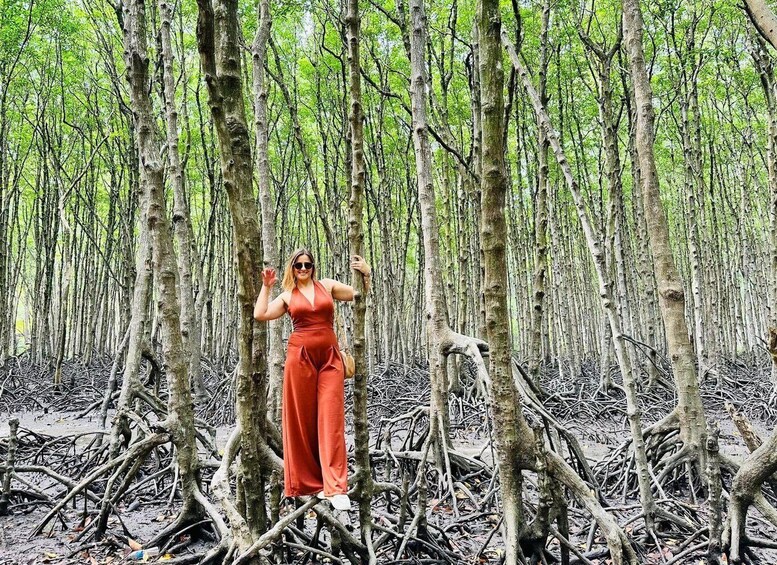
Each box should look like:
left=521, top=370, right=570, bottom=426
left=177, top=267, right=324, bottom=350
left=319, top=278, right=336, bottom=292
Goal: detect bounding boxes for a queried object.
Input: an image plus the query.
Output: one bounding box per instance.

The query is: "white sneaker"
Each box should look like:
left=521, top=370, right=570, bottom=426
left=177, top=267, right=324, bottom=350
left=329, top=494, right=351, bottom=510
left=316, top=491, right=326, bottom=500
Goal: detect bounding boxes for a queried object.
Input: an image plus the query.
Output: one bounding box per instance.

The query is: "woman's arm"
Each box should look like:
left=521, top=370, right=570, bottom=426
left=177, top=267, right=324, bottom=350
left=324, top=256, right=371, bottom=301
left=254, top=268, right=287, bottom=321
left=326, top=279, right=356, bottom=301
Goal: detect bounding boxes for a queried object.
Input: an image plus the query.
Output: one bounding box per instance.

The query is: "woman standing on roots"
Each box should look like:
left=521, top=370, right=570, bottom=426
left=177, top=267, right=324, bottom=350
left=253, top=248, right=371, bottom=510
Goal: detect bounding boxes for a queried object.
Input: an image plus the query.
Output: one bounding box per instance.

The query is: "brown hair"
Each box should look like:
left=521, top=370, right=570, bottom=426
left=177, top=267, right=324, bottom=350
left=281, top=248, right=317, bottom=291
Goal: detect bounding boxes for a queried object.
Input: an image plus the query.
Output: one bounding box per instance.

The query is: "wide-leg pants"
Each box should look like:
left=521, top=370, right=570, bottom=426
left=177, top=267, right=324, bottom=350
left=282, top=328, right=347, bottom=497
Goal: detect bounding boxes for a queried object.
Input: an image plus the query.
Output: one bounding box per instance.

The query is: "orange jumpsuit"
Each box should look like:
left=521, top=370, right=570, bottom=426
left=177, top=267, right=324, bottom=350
left=282, top=280, right=347, bottom=497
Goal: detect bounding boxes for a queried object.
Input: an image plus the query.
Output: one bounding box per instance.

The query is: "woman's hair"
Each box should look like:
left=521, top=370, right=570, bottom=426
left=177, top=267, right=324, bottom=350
left=281, top=248, right=317, bottom=291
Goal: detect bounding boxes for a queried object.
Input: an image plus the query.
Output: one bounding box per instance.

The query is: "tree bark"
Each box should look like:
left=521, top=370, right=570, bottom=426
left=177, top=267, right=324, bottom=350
left=158, top=0, right=206, bottom=401
left=104, top=0, right=154, bottom=468
left=752, top=38, right=777, bottom=391
left=251, top=0, right=283, bottom=425
left=724, top=429, right=777, bottom=562
left=744, top=0, right=777, bottom=52
left=578, top=23, right=637, bottom=389
left=121, top=0, right=201, bottom=527
left=622, top=0, right=709, bottom=479
left=672, top=12, right=709, bottom=373
left=404, top=0, right=454, bottom=463
left=478, top=0, right=526, bottom=559
left=345, top=0, right=375, bottom=558
left=398, top=0, right=491, bottom=461
left=529, top=0, right=551, bottom=384
left=195, top=0, right=270, bottom=545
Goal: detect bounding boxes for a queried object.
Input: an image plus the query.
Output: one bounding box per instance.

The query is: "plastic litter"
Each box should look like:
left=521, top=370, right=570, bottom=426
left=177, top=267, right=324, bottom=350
left=126, top=546, right=160, bottom=561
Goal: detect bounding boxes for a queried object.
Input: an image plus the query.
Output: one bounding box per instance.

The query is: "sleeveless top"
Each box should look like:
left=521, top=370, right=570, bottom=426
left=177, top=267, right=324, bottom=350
left=288, top=280, right=335, bottom=332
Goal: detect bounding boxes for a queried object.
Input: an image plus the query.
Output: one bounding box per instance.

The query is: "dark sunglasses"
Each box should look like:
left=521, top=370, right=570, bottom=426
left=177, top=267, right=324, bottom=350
left=294, top=262, right=314, bottom=270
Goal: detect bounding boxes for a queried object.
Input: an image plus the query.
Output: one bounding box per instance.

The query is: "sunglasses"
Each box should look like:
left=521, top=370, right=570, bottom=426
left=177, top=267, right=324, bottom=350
left=294, top=262, right=314, bottom=270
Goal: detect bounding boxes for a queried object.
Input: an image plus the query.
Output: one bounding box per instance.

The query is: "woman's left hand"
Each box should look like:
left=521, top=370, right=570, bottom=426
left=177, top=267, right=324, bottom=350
left=351, top=255, right=371, bottom=276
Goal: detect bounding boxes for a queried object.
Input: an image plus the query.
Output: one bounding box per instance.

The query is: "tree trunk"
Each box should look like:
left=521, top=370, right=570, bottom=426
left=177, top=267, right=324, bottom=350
left=724, top=428, right=777, bottom=562
left=620, top=60, right=662, bottom=388
left=158, top=0, right=206, bottom=401
left=251, top=0, right=283, bottom=425
left=752, top=39, right=777, bottom=391
left=478, top=0, right=526, bottom=559
left=345, top=0, right=375, bottom=558
left=745, top=0, right=777, bottom=53
left=578, top=26, right=637, bottom=388
left=404, top=0, right=454, bottom=464
left=105, top=0, right=153, bottom=466
left=622, top=0, right=709, bottom=479
left=673, top=14, right=709, bottom=373
left=398, top=0, right=491, bottom=460
left=122, top=0, right=201, bottom=526
left=529, top=0, right=551, bottom=384
left=195, top=0, right=270, bottom=545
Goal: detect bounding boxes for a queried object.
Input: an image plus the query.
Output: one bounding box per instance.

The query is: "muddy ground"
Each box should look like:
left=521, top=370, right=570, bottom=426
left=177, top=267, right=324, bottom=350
left=1, top=355, right=776, bottom=564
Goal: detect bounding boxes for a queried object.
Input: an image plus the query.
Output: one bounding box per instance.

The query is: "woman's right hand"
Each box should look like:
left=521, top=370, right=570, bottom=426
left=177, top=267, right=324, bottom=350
left=261, top=267, right=277, bottom=288
left=255, top=268, right=286, bottom=321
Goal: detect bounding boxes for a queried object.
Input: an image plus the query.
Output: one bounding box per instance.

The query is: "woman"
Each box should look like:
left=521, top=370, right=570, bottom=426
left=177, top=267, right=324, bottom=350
left=253, top=248, right=371, bottom=511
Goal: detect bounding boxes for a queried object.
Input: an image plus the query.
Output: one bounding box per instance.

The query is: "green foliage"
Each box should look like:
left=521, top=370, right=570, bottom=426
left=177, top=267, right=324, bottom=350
left=4, top=0, right=777, bottom=359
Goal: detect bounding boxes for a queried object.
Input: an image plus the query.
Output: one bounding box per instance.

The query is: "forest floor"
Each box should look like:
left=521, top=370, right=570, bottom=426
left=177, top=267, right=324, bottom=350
left=1, top=353, right=776, bottom=564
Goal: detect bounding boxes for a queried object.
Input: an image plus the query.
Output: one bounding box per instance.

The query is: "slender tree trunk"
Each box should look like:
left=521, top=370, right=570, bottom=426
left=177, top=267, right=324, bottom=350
left=196, top=0, right=270, bottom=545
left=345, top=0, right=375, bottom=558
left=479, top=1, right=526, bottom=559
left=467, top=24, right=486, bottom=342
left=105, top=1, right=152, bottom=466
left=752, top=40, right=777, bottom=390
left=398, top=0, right=491, bottom=454
left=676, top=22, right=708, bottom=373
left=622, top=0, right=709, bottom=477
left=252, top=0, right=283, bottom=424
left=0, top=7, right=34, bottom=363
left=578, top=26, right=637, bottom=388
left=404, top=0, right=454, bottom=462
left=0, top=94, right=7, bottom=365
left=121, top=0, right=201, bottom=525
left=158, top=0, right=205, bottom=401
left=529, top=0, right=550, bottom=384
